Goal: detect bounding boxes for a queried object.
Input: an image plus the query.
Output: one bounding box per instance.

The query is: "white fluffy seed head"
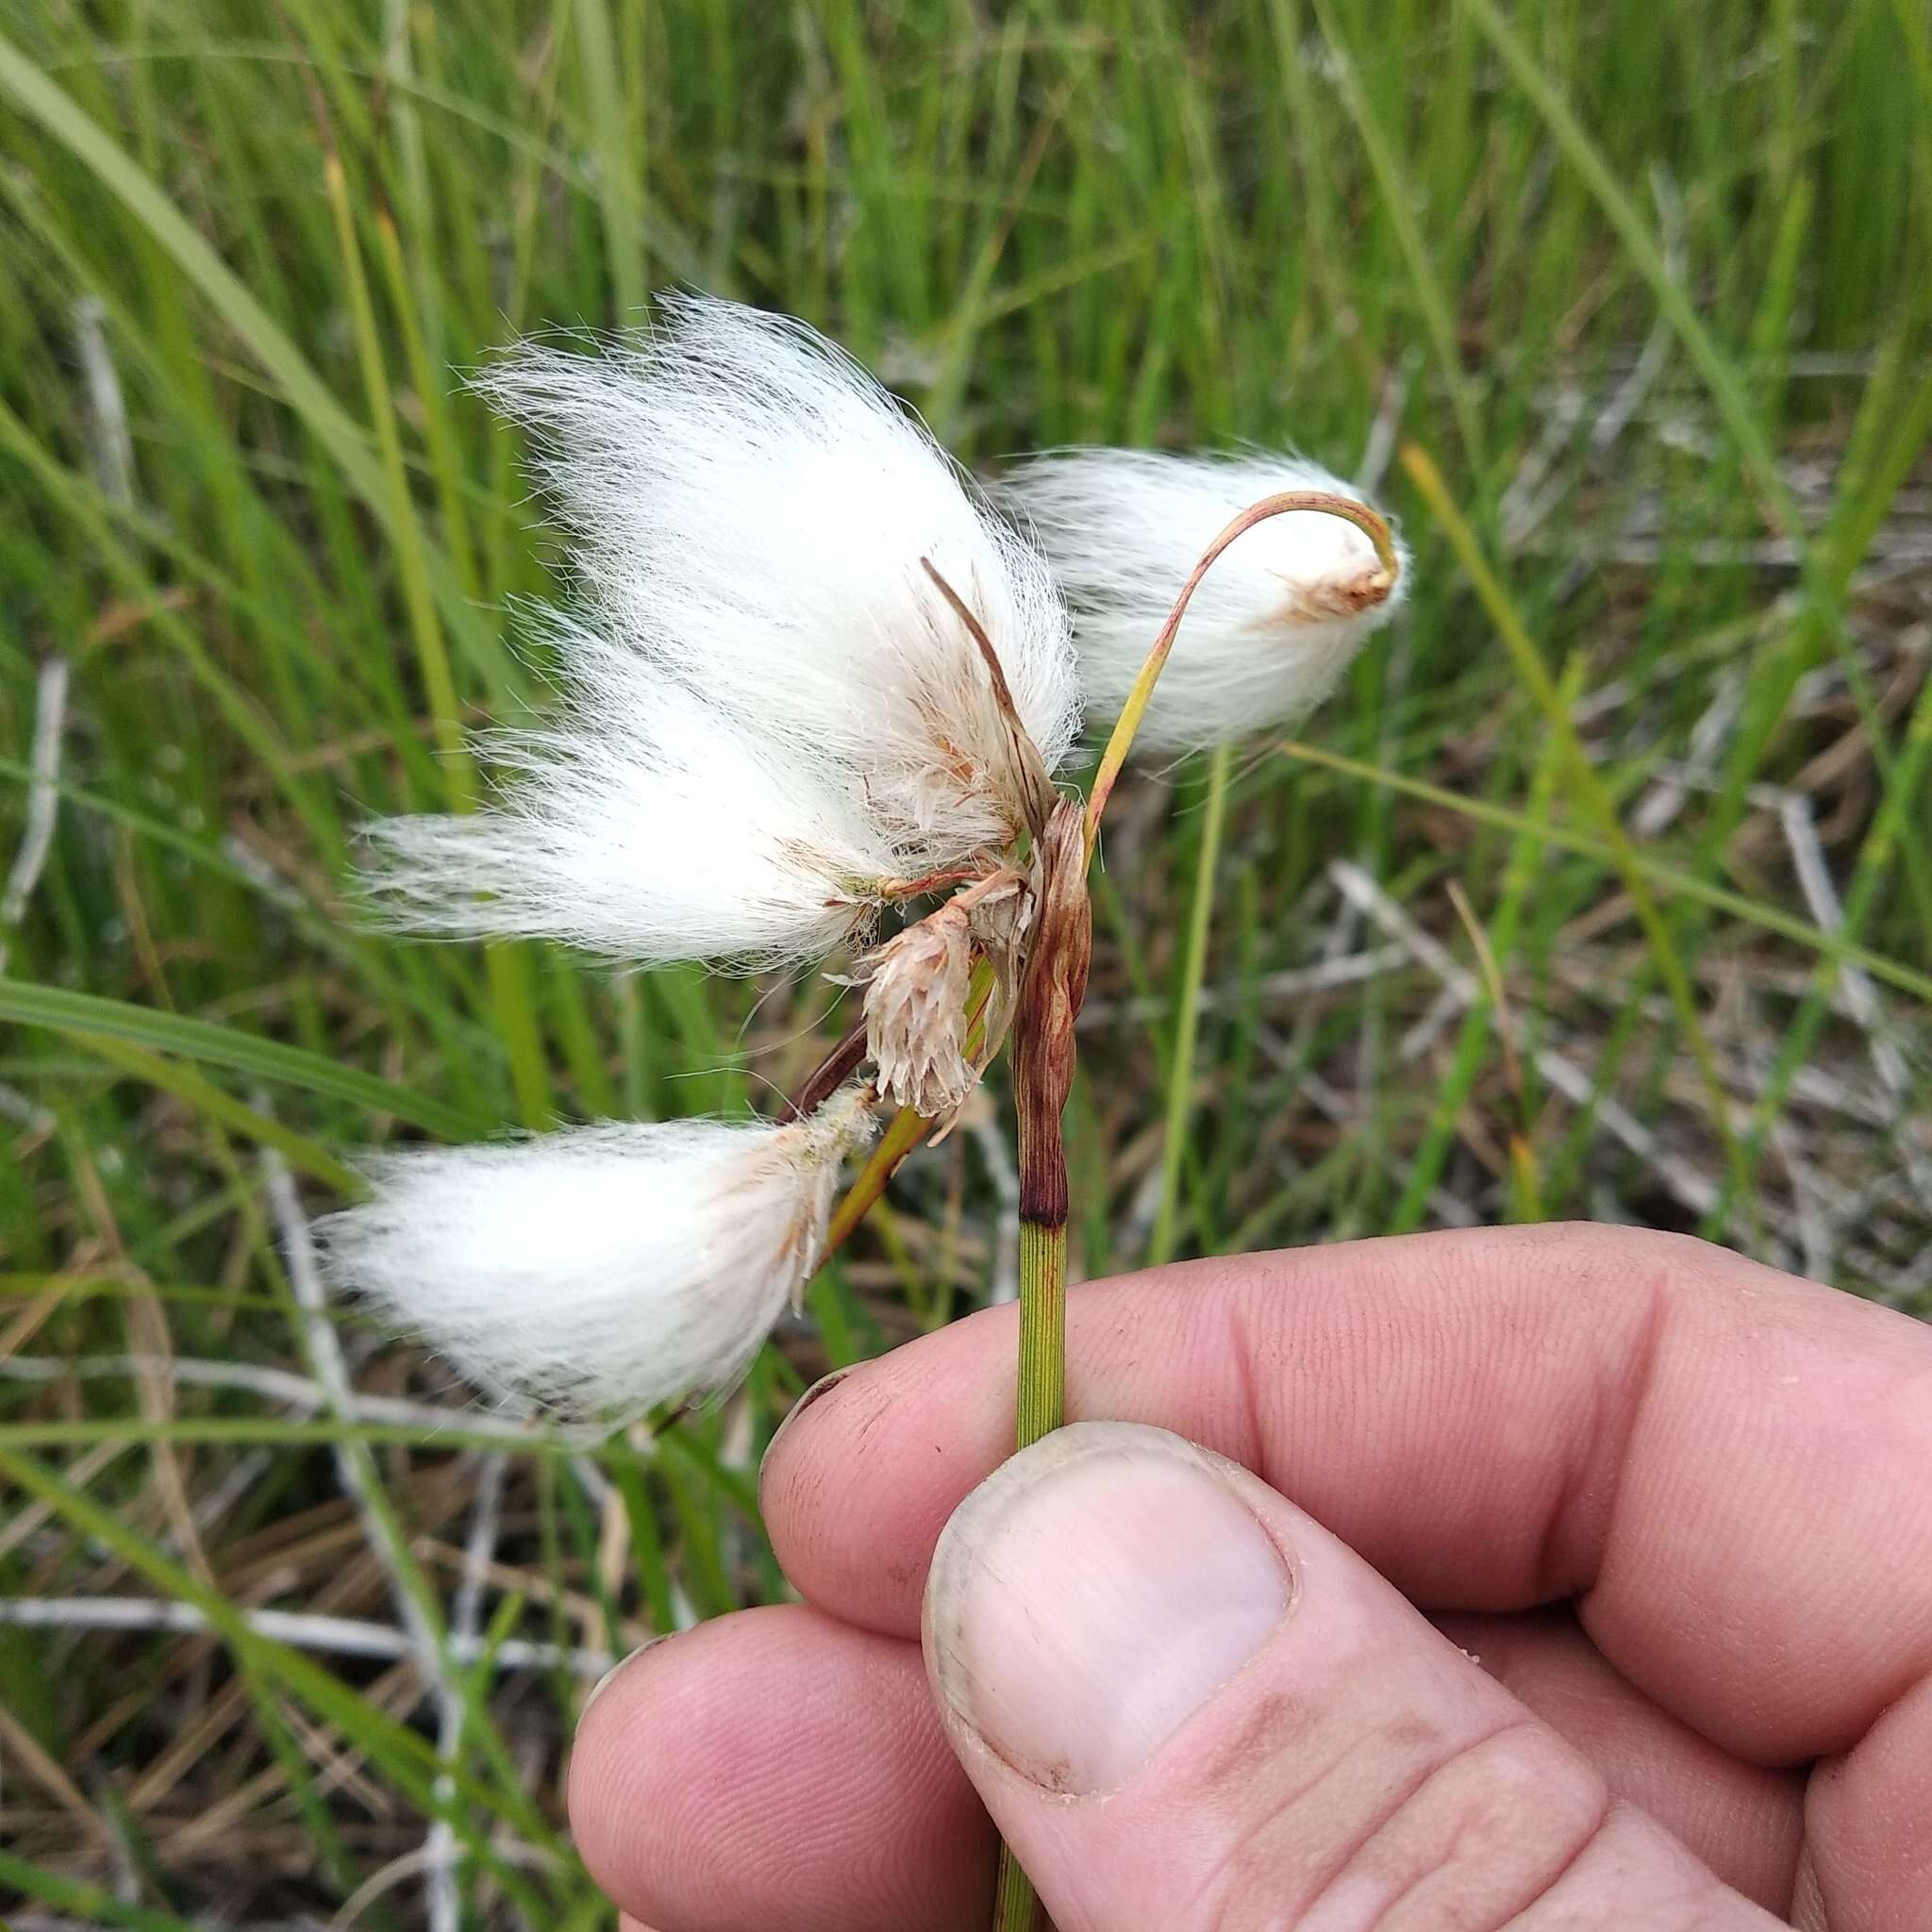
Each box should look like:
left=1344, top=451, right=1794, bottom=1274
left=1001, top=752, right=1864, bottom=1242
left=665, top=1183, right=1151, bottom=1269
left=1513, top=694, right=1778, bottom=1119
left=360, top=635, right=900, bottom=969
left=1006, top=449, right=1409, bottom=753
left=471, top=293, right=1080, bottom=868
left=317, top=1086, right=878, bottom=1418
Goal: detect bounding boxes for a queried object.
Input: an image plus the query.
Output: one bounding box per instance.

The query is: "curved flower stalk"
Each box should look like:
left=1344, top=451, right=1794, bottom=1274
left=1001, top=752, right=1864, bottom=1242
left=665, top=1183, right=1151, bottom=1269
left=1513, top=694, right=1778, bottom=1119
left=319, top=1085, right=877, bottom=1417
left=1007, top=448, right=1408, bottom=752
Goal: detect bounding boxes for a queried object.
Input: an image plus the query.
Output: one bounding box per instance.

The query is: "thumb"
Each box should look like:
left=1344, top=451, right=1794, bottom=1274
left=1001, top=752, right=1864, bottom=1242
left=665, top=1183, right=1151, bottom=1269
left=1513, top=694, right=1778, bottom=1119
left=922, top=1422, right=1779, bottom=1931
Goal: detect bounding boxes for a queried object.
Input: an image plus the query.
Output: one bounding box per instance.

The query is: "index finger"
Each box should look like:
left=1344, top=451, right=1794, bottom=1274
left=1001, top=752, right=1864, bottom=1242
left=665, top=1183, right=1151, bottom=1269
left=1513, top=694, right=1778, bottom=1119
left=761, top=1224, right=1932, bottom=1765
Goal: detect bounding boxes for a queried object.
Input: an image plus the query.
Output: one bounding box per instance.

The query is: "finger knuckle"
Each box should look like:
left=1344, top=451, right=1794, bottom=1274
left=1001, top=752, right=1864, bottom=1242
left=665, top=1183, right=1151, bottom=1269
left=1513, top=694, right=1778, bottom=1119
left=1191, top=1717, right=1610, bottom=1932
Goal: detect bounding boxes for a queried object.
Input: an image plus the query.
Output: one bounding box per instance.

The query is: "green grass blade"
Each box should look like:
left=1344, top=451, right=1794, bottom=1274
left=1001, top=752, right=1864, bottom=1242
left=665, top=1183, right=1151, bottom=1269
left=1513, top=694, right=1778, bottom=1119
left=68, top=1034, right=363, bottom=1194
left=1401, top=441, right=1752, bottom=1209
left=0, top=1851, right=208, bottom=1932
left=0, top=27, right=508, bottom=687
left=0, top=1445, right=566, bottom=1897
left=1275, top=739, right=1932, bottom=1006
left=1148, top=743, right=1233, bottom=1265
left=0, top=979, right=484, bottom=1139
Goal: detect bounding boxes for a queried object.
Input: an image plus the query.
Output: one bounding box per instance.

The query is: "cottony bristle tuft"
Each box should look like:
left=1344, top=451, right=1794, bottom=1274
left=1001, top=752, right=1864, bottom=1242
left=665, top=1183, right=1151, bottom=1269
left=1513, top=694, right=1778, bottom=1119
left=471, top=293, right=1080, bottom=869
left=1005, top=448, right=1409, bottom=753
left=360, top=641, right=899, bottom=969
left=317, top=1085, right=878, bottom=1417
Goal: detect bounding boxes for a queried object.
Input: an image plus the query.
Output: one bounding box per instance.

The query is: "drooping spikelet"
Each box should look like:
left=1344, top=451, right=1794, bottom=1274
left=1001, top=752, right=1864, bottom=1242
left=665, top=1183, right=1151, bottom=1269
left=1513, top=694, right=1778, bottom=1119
left=1006, top=448, right=1407, bottom=753
left=318, top=1085, right=878, bottom=1417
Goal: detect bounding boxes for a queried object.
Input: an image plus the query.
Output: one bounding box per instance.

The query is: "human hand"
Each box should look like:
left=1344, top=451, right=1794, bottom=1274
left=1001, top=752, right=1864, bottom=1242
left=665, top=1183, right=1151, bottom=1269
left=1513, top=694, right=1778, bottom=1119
left=569, top=1224, right=1931, bottom=1929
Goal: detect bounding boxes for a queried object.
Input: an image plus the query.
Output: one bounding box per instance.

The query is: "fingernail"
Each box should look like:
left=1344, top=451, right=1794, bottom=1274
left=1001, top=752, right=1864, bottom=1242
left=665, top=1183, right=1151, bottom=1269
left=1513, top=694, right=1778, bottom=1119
left=761, top=1364, right=853, bottom=1475
left=924, top=1421, right=1293, bottom=1795
left=580, top=1635, right=667, bottom=1718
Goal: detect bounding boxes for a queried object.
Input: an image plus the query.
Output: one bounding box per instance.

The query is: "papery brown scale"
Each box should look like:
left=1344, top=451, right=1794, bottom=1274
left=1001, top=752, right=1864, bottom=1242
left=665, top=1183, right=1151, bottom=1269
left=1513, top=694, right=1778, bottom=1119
left=861, top=906, right=974, bottom=1119
left=1286, top=561, right=1396, bottom=621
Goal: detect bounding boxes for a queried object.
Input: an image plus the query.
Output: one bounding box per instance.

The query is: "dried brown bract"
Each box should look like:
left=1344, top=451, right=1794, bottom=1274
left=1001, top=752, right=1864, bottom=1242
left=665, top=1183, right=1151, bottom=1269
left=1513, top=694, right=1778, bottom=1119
left=859, top=866, right=1034, bottom=1125
left=861, top=903, right=974, bottom=1119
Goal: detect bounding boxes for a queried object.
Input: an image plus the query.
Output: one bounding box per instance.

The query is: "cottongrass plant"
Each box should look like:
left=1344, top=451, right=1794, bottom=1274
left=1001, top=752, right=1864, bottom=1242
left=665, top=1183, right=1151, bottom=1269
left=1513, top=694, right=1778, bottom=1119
left=321, top=292, right=1403, bottom=1931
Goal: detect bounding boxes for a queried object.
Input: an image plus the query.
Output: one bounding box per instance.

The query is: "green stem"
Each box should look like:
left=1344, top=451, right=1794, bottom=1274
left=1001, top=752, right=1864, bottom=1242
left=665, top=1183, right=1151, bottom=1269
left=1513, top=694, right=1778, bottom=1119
left=991, top=1115, right=1069, bottom=1913
left=990, top=801, right=1090, bottom=1930
left=1148, top=741, right=1232, bottom=1265
left=991, top=1844, right=1043, bottom=1932
left=810, top=486, right=1394, bottom=1924
left=1014, top=1221, right=1068, bottom=1444
left=992, top=1184, right=1067, bottom=1929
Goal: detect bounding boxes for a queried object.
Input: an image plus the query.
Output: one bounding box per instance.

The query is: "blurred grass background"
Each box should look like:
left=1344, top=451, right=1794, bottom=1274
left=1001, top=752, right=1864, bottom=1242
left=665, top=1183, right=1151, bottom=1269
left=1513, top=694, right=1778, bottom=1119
left=1, top=0, right=1928, bottom=1924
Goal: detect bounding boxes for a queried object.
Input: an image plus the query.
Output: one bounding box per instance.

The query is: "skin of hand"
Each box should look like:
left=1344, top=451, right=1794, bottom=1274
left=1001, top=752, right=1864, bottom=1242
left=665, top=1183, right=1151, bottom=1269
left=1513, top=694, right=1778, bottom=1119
left=568, top=1224, right=1932, bottom=1931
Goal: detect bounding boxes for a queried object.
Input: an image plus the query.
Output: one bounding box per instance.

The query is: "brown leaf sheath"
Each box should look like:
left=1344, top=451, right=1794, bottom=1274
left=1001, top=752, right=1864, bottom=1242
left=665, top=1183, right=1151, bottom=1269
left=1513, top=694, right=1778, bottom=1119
left=1012, top=798, right=1091, bottom=1231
